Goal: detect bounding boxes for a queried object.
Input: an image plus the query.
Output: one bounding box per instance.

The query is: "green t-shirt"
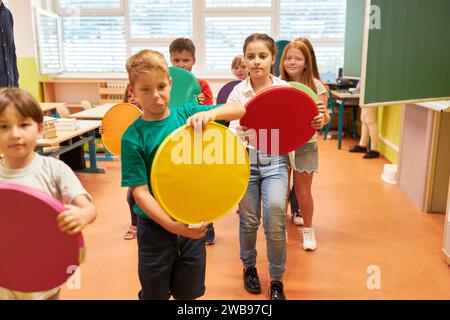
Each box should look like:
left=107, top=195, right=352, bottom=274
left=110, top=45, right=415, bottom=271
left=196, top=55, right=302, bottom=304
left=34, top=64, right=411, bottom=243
left=121, top=103, right=216, bottom=219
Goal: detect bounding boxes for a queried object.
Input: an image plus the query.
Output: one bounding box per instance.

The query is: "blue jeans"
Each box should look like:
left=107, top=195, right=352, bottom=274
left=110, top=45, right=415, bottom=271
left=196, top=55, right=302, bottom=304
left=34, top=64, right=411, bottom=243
left=137, top=217, right=206, bottom=300
left=239, top=150, right=289, bottom=281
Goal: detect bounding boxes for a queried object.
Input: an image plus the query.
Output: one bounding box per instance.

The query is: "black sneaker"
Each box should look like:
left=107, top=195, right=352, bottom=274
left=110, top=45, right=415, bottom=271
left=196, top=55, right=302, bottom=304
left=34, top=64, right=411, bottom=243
left=269, top=280, right=286, bottom=300
left=349, top=145, right=367, bottom=153
left=363, top=150, right=380, bottom=159
left=205, top=223, right=215, bottom=245
left=243, top=267, right=261, bottom=294
left=292, top=209, right=304, bottom=226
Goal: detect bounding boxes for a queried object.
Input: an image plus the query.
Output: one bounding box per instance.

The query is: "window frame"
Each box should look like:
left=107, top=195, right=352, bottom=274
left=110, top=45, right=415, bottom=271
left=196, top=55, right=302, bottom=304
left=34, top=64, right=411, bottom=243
left=196, top=1, right=277, bottom=77
left=124, top=0, right=194, bottom=58
left=53, top=0, right=127, bottom=75
left=46, top=0, right=346, bottom=78
left=35, top=8, right=64, bottom=75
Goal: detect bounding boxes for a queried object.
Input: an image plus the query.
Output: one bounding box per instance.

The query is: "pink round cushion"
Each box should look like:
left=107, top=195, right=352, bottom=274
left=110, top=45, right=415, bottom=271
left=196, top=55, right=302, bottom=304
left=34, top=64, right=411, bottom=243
left=0, top=183, right=84, bottom=292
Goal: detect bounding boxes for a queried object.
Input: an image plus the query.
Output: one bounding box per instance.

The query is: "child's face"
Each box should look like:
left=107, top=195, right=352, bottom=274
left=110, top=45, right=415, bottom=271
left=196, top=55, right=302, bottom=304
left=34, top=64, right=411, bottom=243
left=232, top=61, right=248, bottom=80
left=170, top=50, right=196, bottom=72
left=0, top=105, right=42, bottom=161
left=127, top=93, right=143, bottom=110
left=283, top=47, right=306, bottom=79
left=127, top=92, right=135, bottom=104
left=244, top=40, right=275, bottom=80
left=129, top=71, right=172, bottom=120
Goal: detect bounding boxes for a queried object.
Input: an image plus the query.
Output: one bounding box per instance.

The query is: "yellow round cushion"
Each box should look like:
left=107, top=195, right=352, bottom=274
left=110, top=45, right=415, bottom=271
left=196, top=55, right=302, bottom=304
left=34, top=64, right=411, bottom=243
left=101, top=103, right=142, bottom=155
left=151, top=122, right=250, bottom=224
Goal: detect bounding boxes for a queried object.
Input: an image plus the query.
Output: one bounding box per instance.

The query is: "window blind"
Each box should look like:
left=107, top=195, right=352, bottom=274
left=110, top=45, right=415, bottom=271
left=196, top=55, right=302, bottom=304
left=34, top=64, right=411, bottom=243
left=280, top=0, right=346, bottom=39
left=129, top=0, right=192, bottom=39
left=37, top=0, right=347, bottom=75
left=280, top=0, right=347, bottom=72
left=62, top=16, right=126, bottom=72
left=130, top=46, right=171, bottom=64
left=37, top=12, right=62, bottom=74
left=205, top=16, right=271, bottom=72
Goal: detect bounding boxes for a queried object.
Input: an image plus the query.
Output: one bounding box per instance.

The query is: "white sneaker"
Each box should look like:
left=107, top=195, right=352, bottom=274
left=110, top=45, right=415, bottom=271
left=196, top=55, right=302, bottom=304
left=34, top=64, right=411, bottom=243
left=302, top=227, right=317, bottom=251
left=292, top=210, right=304, bottom=226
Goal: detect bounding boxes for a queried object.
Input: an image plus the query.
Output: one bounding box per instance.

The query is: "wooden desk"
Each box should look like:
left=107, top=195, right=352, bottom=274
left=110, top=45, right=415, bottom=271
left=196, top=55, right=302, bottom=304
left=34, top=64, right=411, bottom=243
left=69, top=103, right=116, bottom=120
left=331, top=90, right=360, bottom=149
left=36, top=120, right=105, bottom=173
left=68, top=103, right=119, bottom=161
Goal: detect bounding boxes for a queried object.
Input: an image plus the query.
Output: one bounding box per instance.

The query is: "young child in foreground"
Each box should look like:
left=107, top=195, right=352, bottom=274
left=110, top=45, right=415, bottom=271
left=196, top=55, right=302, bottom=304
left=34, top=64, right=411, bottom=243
left=121, top=49, right=245, bottom=300
left=0, top=87, right=96, bottom=300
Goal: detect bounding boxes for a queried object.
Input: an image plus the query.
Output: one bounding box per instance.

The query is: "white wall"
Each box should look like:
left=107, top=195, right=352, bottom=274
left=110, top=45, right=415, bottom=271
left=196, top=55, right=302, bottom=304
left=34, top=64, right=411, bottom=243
left=8, top=0, right=47, bottom=58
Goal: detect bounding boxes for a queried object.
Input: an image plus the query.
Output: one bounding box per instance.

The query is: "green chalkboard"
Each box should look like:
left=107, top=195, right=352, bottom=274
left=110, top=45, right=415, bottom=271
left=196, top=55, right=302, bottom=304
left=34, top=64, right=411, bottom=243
left=343, top=0, right=365, bottom=78
left=362, top=0, right=450, bottom=106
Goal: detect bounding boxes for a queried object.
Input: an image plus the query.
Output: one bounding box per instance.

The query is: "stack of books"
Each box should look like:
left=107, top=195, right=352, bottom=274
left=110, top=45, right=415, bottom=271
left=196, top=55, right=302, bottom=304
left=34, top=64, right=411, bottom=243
left=55, top=118, right=79, bottom=131
left=43, top=116, right=58, bottom=139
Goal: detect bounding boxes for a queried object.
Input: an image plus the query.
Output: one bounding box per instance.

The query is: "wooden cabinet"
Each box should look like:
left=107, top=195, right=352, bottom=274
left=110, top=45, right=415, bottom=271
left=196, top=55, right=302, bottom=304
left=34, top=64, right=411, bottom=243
left=41, top=79, right=128, bottom=106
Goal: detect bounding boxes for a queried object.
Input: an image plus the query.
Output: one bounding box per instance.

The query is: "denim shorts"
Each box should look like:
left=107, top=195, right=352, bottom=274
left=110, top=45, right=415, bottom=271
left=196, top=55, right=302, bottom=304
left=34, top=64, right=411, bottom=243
left=137, top=217, right=206, bottom=300
left=293, top=141, right=318, bottom=173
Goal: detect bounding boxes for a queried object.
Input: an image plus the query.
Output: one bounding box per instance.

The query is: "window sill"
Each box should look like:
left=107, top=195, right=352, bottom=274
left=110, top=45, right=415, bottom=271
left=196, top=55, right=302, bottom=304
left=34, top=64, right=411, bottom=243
left=49, top=72, right=234, bottom=82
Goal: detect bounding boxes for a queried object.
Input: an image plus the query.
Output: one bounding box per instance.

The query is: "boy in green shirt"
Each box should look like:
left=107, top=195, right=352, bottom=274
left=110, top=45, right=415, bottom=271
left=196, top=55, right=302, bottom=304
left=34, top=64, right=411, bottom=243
left=121, top=49, right=245, bottom=300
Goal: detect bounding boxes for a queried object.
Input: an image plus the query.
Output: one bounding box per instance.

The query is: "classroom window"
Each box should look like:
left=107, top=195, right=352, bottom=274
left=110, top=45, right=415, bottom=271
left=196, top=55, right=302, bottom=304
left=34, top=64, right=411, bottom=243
left=280, top=0, right=346, bottom=39
left=314, top=45, right=346, bottom=74
left=205, top=17, right=271, bottom=71
left=200, top=0, right=274, bottom=76
left=43, top=0, right=347, bottom=76
left=36, top=10, right=63, bottom=74
left=130, top=46, right=171, bottom=63
left=129, top=0, right=193, bottom=39
left=279, top=0, right=347, bottom=72
left=62, top=16, right=126, bottom=73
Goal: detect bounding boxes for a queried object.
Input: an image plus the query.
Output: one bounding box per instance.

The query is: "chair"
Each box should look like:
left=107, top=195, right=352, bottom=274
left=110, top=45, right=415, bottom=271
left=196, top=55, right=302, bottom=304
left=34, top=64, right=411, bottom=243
left=168, top=66, right=201, bottom=108
left=338, top=99, right=358, bottom=138
left=55, top=103, right=70, bottom=118
left=81, top=100, right=92, bottom=110
left=272, top=40, right=290, bottom=77
left=216, top=80, right=241, bottom=104
left=322, top=90, right=358, bottom=140
left=216, top=80, right=242, bottom=127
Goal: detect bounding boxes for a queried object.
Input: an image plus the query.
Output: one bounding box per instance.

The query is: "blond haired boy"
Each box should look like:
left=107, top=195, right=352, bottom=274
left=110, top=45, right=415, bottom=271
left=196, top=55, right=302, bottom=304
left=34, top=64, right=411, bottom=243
left=121, top=50, right=244, bottom=300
